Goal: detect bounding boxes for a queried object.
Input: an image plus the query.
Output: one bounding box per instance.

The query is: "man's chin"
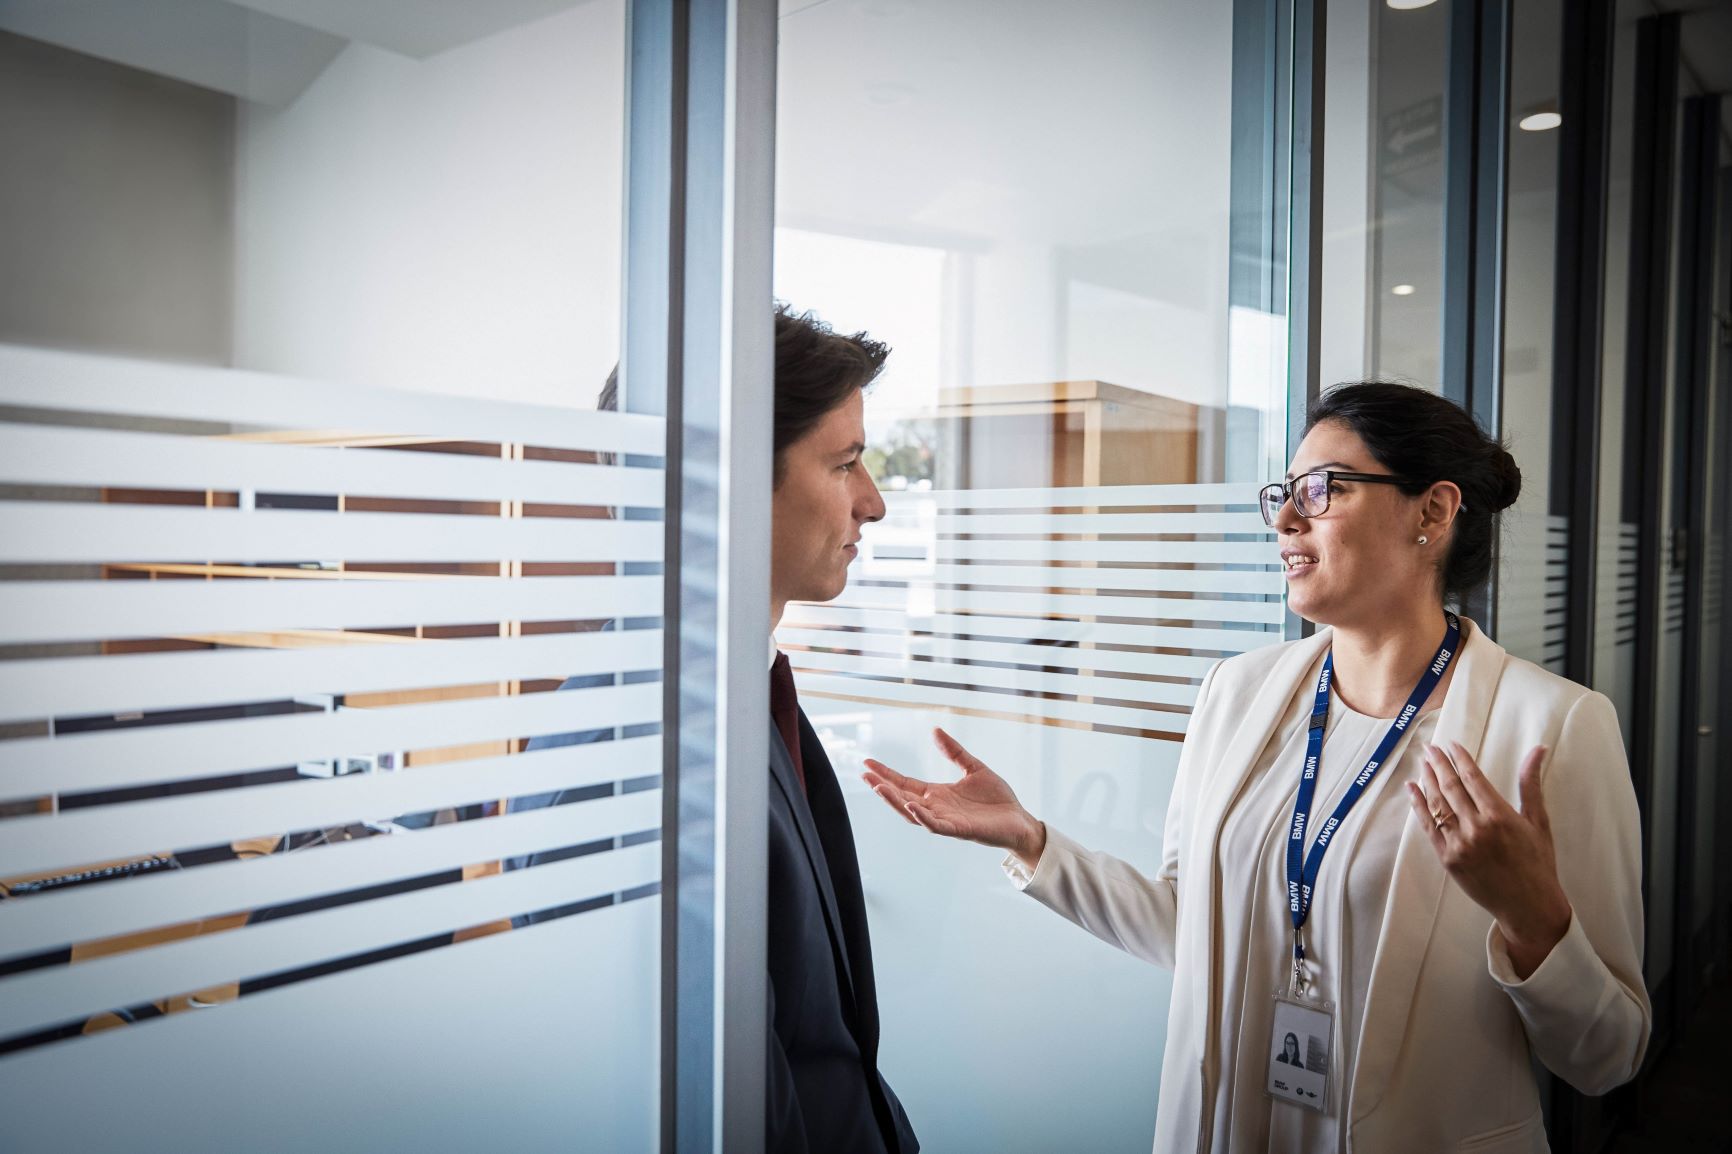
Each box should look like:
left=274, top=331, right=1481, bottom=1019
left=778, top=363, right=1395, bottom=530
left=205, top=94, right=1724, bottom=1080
left=811, top=573, right=851, bottom=605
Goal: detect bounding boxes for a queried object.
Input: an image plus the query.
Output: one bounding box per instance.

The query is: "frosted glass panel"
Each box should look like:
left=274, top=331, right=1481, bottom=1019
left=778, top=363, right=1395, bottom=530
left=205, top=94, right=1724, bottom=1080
left=0, top=350, right=660, bottom=1149
left=0, top=3, right=653, bottom=1147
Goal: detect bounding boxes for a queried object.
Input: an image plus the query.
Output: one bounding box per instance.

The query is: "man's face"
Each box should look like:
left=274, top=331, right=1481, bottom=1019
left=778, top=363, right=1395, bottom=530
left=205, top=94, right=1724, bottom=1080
left=771, top=388, right=885, bottom=613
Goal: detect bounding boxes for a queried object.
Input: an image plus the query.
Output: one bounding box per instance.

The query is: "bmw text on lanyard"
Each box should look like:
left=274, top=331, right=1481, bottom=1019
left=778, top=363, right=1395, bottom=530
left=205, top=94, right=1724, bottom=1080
left=1285, top=611, right=1461, bottom=995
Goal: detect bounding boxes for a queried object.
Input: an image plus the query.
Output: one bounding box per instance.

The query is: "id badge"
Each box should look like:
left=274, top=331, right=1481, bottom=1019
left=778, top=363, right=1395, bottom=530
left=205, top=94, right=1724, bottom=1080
left=1266, top=991, right=1333, bottom=1112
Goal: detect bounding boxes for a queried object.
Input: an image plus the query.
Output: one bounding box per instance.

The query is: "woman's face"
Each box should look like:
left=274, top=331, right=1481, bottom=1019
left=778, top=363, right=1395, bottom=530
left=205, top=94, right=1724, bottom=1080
left=1276, top=420, right=1439, bottom=629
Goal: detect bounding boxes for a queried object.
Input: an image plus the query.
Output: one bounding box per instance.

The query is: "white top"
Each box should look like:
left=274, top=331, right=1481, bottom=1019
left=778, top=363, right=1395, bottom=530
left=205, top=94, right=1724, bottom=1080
left=998, top=624, right=1649, bottom=1153
left=1214, top=661, right=1439, bottom=1152
left=1005, top=653, right=1441, bottom=1153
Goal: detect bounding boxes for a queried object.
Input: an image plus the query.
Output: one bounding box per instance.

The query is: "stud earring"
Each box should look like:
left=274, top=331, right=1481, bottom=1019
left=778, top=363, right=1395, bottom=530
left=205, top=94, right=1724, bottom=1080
left=1417, top=534, right=1429, bottom=545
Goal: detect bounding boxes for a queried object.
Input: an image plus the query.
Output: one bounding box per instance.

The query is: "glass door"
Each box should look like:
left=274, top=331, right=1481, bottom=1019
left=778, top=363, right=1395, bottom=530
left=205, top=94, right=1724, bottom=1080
left=772, top=2, right=1294, bottom=1148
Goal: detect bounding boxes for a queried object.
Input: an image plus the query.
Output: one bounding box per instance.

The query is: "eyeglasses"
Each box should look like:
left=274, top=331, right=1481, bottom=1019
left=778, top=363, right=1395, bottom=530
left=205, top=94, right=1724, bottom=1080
left=1258, top=470, right=1416, bottom=527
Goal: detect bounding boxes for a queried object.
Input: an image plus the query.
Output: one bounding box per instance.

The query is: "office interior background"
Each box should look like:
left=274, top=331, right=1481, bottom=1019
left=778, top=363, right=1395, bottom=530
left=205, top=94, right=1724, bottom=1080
left=0, top=0, right=1728, bottom=1150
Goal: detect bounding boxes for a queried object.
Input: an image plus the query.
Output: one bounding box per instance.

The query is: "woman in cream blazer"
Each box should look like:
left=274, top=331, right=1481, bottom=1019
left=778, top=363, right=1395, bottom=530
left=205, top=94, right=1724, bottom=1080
left=863, top=384, right=1649, bottom=1153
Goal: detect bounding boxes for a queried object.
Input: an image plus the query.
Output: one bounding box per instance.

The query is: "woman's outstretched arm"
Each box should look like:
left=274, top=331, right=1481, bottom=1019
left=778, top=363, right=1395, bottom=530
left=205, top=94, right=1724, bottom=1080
left=861, top=661, right=1223, bottom=971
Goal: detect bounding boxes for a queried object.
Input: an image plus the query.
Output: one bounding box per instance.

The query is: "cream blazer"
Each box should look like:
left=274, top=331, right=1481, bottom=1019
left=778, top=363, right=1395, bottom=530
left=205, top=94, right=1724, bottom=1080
left=1015, top=620, right=1650, bottom=1153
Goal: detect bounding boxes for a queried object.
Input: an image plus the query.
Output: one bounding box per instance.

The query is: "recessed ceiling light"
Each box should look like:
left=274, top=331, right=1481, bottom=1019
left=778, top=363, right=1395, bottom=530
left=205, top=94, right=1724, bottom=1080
left=1392, top=284, right=1416, bottom=296
left=1387, top=0, right=1438, bottom=9
left=1519, top=110, right=1562, bottom=132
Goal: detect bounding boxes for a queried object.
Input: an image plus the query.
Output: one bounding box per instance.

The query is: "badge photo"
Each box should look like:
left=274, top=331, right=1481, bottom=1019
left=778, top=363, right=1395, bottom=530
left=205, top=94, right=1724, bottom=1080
left=1267, top=994, right=1332, bottom=1112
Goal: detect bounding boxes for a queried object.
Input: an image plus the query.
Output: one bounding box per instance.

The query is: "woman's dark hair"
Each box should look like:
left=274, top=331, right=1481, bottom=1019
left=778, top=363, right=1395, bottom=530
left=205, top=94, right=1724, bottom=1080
left=1304, top=381, right=1521, bottom=600
left=773, top=303, right=890, bottom=483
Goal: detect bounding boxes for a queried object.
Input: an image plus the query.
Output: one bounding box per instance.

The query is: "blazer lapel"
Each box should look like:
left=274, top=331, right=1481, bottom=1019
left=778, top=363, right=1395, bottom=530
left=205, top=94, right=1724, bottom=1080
left=767, top=715, right=857, bottom=1001
left=1349, top=619, right=1507, bottom=1122
left=1186, top=628, right=1335, bottom=1091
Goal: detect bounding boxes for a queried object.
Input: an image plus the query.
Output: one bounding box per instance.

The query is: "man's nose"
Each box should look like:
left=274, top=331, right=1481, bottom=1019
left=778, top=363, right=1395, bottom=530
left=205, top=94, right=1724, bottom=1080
left=857, top=469, right=886, bottom=524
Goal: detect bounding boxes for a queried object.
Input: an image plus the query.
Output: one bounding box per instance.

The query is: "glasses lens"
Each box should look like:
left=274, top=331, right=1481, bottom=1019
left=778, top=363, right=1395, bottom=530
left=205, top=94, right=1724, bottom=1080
left=1294, top=472, right=1329, bottom=518
left=1258, top=484, right=1284, bottom=527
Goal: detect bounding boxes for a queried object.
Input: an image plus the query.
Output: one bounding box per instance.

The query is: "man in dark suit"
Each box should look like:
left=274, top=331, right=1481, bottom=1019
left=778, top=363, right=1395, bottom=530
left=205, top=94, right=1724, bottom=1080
left=764, top=305, right=917, bottom=1153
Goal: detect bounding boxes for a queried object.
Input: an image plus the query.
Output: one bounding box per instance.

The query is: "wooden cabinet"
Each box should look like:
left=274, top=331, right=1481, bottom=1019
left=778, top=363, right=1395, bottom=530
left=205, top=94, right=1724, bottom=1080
left=934, top=380, right=1205, bottom=489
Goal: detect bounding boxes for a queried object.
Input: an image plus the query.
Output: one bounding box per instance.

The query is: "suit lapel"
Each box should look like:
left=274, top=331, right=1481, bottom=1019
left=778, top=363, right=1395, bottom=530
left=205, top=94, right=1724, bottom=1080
left=767, top=714, right=857, bottom=1002
left=799, top=712, right=882, bottom=1059
left=1348, top=619, right=1507, bottom=1122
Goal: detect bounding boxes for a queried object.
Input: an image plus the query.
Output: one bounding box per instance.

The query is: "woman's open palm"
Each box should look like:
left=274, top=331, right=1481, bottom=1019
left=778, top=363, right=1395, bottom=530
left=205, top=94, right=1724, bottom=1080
left=862, top=728, right=1042, bottom=858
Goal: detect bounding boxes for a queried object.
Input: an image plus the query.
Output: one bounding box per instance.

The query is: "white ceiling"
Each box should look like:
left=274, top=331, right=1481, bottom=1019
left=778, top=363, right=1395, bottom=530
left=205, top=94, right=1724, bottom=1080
left=0, top=0, right=593, bottom=105
left=775, top=0, right=1235, bottom=252
left=223, top=0, right=591, bottom=59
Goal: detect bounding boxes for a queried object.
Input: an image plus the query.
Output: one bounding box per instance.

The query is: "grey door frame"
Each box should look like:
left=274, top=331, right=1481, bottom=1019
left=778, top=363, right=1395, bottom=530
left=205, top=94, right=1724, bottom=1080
left=622, top=0, right=778, bottom=1150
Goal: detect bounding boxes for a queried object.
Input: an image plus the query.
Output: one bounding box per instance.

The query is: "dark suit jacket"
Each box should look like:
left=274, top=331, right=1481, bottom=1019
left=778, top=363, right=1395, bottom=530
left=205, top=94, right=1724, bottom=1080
left=766, top=710, right=918, bottom=1154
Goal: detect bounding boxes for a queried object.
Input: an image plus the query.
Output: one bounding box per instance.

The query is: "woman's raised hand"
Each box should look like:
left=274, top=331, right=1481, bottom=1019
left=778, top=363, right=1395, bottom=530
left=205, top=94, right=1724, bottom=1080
left=1406, top=741, right=1573, bottom=980
left=862, top=728, right=1047, bottom=868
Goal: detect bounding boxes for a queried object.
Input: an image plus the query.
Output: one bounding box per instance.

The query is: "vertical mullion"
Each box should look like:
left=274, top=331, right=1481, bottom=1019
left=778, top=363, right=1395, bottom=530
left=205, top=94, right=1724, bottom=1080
left=715, top=0, right=777, bottom=1147
left=1624, top=17, right=1679, bottom=1053
left=621, top=2, right=683, bottom=1143
left=1551, top=0, right=1614, bottom=689
left=1276, top=0, right=1323, bottom=642
left=1287, top=0, right=1324, bottom=463
left=1441, top=0, right=1509, bottom=630
left=634, top=0, right=774, bottom=1150
left=1670, top=90, right=1718, bottom=1039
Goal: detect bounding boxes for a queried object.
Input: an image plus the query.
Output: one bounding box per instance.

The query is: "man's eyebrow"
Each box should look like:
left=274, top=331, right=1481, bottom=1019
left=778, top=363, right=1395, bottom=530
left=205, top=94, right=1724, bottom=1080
left=1284, top=460, right=1350, bottom=480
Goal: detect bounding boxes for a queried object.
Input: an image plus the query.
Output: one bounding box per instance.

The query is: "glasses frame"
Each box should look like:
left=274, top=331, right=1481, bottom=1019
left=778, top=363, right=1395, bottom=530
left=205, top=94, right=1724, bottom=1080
left=1258, top=470, right=1418, bottom=526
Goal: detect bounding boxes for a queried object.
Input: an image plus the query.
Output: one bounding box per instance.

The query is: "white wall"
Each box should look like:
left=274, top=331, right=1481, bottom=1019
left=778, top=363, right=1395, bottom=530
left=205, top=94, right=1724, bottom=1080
left=0, top=31, right=233, bottom=365
left=232, top=0, right=624, bottom=408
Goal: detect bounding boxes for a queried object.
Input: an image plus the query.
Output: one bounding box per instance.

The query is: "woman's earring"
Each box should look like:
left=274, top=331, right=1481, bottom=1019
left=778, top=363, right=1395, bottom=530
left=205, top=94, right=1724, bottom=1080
left=1417, top=534, right=1429, bottom=545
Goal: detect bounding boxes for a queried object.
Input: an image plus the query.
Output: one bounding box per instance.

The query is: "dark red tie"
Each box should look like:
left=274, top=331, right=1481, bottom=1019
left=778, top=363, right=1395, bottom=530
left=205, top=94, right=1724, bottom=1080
left=770, top=652, right=805, bottom=792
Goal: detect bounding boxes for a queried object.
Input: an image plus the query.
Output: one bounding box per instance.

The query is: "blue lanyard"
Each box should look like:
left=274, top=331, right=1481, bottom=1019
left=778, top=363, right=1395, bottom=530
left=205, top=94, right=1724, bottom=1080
left=1285, top=612, right=1460, bottom=983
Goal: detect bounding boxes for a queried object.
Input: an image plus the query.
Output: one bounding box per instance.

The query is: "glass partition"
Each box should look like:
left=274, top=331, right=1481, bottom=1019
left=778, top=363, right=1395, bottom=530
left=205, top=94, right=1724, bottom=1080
left=1592, top=0, right=1642, bottom=743
left=774, top=2, right=1291, bottom=1148
left=0, top=6, right=663, bottom=1149
left=1494, top=0, right=1566, bottom=672
left=1365, top=0, right=1451, bottom=388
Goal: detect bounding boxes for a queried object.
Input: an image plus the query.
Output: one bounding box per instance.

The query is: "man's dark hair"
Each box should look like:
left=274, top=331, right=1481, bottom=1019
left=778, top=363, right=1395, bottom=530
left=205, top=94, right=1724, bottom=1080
left=774, top=303, right=890, bottom=483
left=1305, top=381, right=1522, bottom=601
left=594, top=363, right=619, bottom=466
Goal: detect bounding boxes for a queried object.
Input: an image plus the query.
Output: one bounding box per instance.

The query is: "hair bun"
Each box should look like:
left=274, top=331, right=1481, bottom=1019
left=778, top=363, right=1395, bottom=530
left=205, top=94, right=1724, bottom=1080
left=1490, top=448, right=1522, bottom=512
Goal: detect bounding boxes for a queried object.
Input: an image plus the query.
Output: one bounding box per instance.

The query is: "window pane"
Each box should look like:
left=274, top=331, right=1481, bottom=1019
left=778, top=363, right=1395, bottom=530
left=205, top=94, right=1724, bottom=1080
left=1494, top=0, right=1565, bottom=671
left=775, top=2, right=1288, bottom=1148
left=0, top=7, right=658, bottom=1150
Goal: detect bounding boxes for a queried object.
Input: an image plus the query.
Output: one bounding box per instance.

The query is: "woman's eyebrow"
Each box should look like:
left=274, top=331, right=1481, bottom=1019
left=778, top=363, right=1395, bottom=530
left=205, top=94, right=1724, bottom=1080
left=1284, top=460, right=1350, bottom=480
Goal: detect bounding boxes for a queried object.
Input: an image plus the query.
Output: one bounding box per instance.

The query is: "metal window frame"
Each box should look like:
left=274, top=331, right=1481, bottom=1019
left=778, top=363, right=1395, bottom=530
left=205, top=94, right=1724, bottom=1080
left=1550, top=0, right=1615, bottom=690
left=1441, top=0, right=1510, bottom=633
left=1713, top=166, right=1732, bottom=985
left=1668, top=88, right=1721, bottom=1047
left=1230, top=0, right=1321, bottom=642
left=1285, top=0, right=1325, bottom=479
left=624, top=0, right=777, bottom=1149
left=1622, top=12, right=1681, bottom=1061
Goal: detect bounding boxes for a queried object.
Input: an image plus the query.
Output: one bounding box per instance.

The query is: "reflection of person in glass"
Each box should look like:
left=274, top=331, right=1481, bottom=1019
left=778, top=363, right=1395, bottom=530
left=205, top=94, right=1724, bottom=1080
left=1276, top=1033, right=1302, bottom=1067
left=862, top=384, right=1650, bottom=1151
